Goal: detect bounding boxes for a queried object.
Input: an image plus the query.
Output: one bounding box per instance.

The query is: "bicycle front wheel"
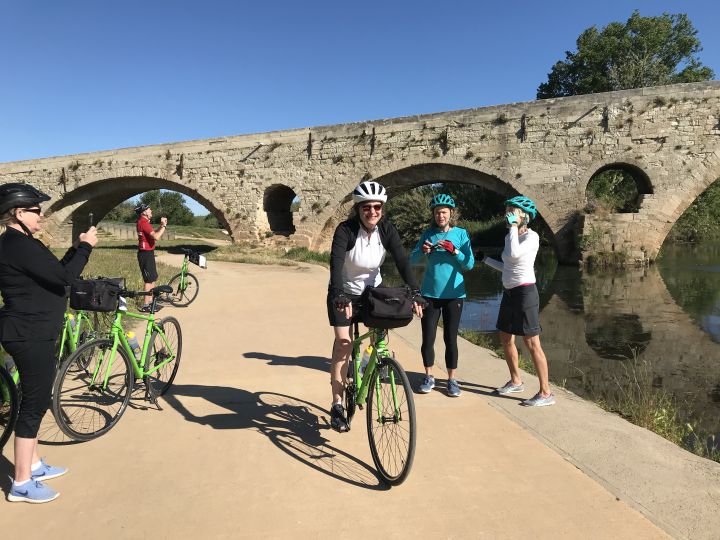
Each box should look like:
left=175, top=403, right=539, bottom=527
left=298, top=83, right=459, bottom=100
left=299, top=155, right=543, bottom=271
left=0, top=366, right=19, bottom=450
left=52, top=339, right=133, bottom=441
left=145, top=316, right=182, bottom=396
left=366, top=355, right=416, bottom=485
left=167, top=272, right=199, bottom=307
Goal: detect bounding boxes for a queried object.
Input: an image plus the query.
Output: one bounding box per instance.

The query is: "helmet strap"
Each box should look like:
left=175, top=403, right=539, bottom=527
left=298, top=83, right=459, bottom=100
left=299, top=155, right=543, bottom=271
left=12, top=211, right=34, bottom=237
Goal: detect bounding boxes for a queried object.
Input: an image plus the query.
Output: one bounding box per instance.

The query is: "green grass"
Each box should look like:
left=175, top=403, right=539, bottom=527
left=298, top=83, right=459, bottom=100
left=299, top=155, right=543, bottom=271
left=591, top=355, right=720, bottom=463
left=459, top=329, right=718, bottom=462
left=166, top=224, right=229, bottom=240
left=205, top=244, right=330, bottom=267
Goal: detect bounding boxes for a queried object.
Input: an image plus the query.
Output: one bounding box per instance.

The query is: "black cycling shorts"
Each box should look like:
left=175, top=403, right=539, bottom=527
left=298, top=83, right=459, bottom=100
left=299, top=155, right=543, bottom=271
left=496, top=283, right=542, bottom=337
left=326, top=292, right=362, bottom=327
left=137, top=250, right=158, bottom=283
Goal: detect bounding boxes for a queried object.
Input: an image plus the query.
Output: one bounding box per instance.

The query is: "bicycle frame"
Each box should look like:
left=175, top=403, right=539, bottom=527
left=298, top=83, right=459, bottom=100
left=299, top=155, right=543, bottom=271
left=177, top=255, right=190, bottom=291
left=89, top=309, right=178, bottom=389
left=350, top=326, right=401, bottom=417
left=58, top=310, right=93, bottom=360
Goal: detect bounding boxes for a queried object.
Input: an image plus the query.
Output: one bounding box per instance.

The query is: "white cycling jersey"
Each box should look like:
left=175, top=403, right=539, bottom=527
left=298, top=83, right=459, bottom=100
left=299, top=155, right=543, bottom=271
left=483, top=227, right=539, bottom=289
left=342, top=226, right=386, bottom=295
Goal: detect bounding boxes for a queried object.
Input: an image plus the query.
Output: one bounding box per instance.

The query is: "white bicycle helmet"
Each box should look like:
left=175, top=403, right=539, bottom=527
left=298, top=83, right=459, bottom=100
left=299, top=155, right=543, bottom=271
left=352, top=181, right=387, bottom=204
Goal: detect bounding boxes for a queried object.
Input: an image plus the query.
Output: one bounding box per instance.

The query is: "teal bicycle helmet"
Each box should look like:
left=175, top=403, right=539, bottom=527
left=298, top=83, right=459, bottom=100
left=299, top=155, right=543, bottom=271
left=430, top=193, right=456, bottom=209
left=504, top=195, right=537, bottom=221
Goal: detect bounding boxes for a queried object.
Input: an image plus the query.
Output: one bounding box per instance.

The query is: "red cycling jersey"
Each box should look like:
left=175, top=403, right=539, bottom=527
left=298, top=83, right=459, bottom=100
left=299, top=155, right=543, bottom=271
left=137, top=216, right=156, bottom=251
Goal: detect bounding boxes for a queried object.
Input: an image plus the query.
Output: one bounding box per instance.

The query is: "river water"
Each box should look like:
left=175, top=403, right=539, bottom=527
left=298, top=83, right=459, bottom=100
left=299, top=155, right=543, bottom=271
left=384, top=241, right=720, bottom=439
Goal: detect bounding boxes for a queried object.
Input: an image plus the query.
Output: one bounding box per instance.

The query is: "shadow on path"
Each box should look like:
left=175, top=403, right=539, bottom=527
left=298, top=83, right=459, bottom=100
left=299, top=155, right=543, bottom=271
left=0, top=452, right=12, bottom=497
left=243, top=352, right=330, bottom=375
left=164, top=383, right=388, bottom=490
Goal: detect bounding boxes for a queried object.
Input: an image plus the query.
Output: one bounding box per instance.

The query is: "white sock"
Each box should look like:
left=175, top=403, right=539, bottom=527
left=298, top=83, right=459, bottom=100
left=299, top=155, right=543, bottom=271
left=13, top=479, right=30, bottom=487
left=31, top=460, right=43, bottom=471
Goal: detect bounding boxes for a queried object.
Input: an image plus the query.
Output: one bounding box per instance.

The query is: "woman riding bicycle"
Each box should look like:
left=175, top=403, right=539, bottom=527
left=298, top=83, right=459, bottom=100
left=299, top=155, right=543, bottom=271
left=0, top=182, right=97, bottom=503
left=479, top=195, right=554, bottom=406
left=410, top=193, right=474, bottom=397
left=327, top=180, right=423, bottom=432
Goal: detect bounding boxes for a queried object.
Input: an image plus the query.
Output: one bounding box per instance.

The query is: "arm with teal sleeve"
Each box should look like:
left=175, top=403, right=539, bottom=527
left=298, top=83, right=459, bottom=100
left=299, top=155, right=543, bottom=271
left=453, top=229, right=474, bottom=271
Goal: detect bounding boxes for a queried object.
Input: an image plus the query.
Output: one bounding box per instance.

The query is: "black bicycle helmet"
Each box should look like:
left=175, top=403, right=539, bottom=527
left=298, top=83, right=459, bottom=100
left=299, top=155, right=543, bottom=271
left=0, top=183, right=51, bottom=214
left=134, top=203, right=151, bottom=215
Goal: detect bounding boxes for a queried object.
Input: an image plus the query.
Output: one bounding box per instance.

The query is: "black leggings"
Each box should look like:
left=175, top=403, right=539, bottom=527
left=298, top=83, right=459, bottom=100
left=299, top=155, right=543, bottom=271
left=420, top=297, right=464, bottom=370
left=1, top=339, right=56, bottom=439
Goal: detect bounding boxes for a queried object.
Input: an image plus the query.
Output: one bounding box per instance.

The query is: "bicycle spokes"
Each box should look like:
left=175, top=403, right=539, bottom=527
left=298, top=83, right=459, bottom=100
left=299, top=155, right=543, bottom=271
left=366, top=356, right=416, bottom=485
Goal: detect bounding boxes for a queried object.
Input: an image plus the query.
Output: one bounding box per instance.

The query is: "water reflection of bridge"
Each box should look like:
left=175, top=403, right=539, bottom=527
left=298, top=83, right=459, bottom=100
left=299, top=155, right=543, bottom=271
left=541, top=266, right=720, bottom=436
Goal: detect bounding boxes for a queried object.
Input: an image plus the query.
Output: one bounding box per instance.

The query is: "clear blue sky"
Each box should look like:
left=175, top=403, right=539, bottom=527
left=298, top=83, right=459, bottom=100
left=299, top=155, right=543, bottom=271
left=1, top=0, right=718, bottom=214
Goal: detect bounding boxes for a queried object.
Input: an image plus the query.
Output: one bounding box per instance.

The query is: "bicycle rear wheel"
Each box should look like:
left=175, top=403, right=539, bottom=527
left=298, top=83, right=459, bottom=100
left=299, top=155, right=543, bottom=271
left=0, top=366, right=19, bottom=450
left=52, top=339, right=133, bottom=441
left=366, top=355, right=416, bottom=485
left=144, top=316, right=182, bottom=396
left=167, top=272, right=199, bottom=307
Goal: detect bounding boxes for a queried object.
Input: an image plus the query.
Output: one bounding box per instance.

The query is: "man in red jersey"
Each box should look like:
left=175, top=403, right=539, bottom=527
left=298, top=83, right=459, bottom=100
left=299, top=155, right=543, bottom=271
left=135, top=203, right=168, bottom=312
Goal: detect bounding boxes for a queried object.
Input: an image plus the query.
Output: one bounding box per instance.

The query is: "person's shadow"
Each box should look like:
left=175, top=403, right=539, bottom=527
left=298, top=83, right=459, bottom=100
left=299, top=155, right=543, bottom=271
left=163, top=383, right=388, bottom=490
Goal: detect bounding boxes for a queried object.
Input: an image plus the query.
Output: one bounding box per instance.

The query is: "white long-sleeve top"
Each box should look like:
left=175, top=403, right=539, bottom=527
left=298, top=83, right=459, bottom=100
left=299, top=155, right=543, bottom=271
left=483, top=227, right=539, bottom=289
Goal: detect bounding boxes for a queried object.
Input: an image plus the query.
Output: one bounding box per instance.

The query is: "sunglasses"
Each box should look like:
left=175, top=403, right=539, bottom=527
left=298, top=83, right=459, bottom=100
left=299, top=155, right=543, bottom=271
left=21, top=207, right=42, bottom=215
left=361, top=204, right=383, bottom=212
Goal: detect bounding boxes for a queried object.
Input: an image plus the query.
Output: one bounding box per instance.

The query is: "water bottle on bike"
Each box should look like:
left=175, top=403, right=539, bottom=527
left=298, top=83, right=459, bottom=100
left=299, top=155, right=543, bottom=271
left=126, top=331, right=141, bottom=359
left=359, top=346, right=372, bottom=376
left=2, top=349, right=18, bottom=383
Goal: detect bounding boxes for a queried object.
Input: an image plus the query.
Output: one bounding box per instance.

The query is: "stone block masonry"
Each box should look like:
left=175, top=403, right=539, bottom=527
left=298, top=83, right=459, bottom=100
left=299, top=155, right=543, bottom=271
left=1, top=81, right=719, bottom=264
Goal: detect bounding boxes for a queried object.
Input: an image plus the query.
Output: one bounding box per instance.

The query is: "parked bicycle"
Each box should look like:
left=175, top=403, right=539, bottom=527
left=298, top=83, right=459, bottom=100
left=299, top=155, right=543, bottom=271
left=163, top=248, right=205, bottom=307
left=57, top=309, right=103, bottom=364
left=0, top=360, right=19, bottom=450
left=344, top=320, right=417, bottom=485
left=52, top=285, right=182, bottom=441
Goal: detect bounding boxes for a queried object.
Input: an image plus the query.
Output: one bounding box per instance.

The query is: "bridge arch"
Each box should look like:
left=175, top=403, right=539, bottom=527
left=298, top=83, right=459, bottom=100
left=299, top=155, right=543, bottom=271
left=310, top=157, right=568, bottom=257
left=261, top=183, right=298, bottom=236
left=655, top=151, right=720, bottom=248
left=583, top=159, right=654, bottom=213
left=45, top=172, right=232, bottom=243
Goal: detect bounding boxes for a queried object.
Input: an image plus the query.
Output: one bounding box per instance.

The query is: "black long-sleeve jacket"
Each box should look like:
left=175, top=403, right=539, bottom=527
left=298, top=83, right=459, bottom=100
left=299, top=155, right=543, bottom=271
left=0, top=227, right=92, bottom=341
left=328, top=217, right=419, bottom=297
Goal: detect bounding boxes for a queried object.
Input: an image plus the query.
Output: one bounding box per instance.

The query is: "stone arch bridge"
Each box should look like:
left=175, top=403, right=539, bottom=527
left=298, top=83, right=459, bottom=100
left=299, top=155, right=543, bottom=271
left=1, top=81, right=719, bottom=264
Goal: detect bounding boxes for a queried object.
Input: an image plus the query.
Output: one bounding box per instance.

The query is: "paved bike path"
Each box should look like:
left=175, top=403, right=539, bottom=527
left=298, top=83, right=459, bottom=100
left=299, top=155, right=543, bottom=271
left=0, top=259, right=685, bottom=538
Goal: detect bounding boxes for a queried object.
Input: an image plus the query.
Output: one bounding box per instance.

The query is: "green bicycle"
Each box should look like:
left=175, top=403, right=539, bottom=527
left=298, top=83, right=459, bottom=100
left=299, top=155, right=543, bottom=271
left=51, top=285, right=182, bottom=441
left=0, top=361, right=20, bottom=450
left=344, top=321, right=417, bottom=486
left=163, top=248, right=202, bottom=307
left=57, top=309, right=103, bottom=364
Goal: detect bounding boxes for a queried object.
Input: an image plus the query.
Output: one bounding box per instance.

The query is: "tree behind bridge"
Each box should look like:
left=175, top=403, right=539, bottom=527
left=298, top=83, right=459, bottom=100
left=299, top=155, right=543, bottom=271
left=537, top=10, right=714, bottom=99
left=139, top=190, right=194, bottom=225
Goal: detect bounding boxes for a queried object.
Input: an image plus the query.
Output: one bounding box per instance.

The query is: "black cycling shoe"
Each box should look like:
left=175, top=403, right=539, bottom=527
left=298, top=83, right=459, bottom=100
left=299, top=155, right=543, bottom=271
left=330, top=403, right=349, bottom=433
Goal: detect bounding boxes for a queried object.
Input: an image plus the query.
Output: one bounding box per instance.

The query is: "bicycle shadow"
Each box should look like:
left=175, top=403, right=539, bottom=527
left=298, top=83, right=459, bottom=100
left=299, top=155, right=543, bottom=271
left=0, top=452, right=13, bottom=496
left=163, top=384, right=388, bottom=491
left=243, top=352, right=330, bottom=375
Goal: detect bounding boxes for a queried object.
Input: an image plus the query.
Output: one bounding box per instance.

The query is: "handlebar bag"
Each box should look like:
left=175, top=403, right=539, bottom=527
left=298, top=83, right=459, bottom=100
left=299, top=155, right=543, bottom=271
left=188, top=251, right=207, bottom=269
left=70, top=277, right=124, bottom=312
left=360, top=286, right=414, bottom=329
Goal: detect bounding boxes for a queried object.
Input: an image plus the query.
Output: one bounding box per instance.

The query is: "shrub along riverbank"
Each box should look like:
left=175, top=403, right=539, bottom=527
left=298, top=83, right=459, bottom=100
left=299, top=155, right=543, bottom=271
left=458, top=329, right=719, bottom=463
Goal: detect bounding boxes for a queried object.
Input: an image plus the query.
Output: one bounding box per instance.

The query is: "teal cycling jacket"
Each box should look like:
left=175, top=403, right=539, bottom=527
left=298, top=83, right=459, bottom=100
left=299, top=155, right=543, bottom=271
left=410, top=227, right=474, bottom=299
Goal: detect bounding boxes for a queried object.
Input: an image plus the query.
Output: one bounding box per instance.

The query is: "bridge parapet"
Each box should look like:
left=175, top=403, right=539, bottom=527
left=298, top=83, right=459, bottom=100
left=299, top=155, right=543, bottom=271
left=0, top=81, right=718, bottom=263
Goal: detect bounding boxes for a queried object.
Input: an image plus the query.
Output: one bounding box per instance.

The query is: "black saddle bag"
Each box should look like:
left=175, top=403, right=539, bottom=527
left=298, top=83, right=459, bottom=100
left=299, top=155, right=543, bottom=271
left=70, top=277, right=124, bottom=312
left=361, top=286, right=414, bottom=329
